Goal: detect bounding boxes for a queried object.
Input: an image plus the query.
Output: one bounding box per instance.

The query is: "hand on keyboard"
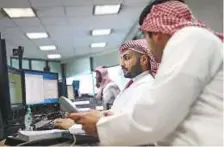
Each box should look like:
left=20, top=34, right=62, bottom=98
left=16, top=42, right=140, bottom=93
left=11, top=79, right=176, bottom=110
left=35, top=120, right=56, bottom=130
left=54, top=118, right=75, bottom=130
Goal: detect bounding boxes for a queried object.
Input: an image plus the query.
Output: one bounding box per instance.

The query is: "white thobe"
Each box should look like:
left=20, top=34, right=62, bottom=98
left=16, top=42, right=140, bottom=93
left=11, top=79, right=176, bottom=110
left=102, top=82, right=120, bottom=109
left=96, top=26, right=223, bottom=146
left=68, top=71, right=154, bottom=134
left=110, top=71, right=154, bottom=114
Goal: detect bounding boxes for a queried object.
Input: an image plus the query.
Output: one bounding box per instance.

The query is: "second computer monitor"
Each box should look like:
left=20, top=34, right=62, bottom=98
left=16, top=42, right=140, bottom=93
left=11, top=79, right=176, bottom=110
left=24, top=70, right=59, bottom=105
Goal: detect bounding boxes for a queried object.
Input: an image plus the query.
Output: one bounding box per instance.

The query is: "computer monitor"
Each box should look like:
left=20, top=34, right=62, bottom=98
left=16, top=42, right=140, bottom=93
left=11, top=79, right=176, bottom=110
left=67, top=85, right=75, bottom=99
left=24, top=70, right=59, bottom=105
left=0, top=38, right=11, bottom=123
left=72, top=80, right=80, bottom=97
left=8, top=67, right=24, bottom=109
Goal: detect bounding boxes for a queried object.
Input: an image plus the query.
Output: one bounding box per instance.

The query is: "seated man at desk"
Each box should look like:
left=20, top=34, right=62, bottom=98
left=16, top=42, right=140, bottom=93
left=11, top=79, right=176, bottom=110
left=94, top=66, right=120, bottom=110
left=55, top=39, right=159, bottom=131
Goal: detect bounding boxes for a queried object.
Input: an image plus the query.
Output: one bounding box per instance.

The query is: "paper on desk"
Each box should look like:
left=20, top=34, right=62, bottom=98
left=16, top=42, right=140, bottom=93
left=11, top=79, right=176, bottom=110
left=19, top=129, right=68, bottom=136
left=18, top=129, right=69, bottom=141
left=68, top=124, right=85, bottom=134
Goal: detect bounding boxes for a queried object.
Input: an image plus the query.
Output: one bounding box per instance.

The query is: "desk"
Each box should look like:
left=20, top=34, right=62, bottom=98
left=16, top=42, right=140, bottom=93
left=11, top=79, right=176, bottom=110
left=0, top=140, right=6, bottom=146
left=4, top=133, right=99, bottom=146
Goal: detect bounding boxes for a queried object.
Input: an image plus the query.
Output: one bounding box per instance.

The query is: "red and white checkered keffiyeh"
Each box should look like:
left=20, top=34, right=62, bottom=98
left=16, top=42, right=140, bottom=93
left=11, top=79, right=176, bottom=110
left=140, top=1, right=223, bottom=41
left=119, top=39, right=159, bottom=76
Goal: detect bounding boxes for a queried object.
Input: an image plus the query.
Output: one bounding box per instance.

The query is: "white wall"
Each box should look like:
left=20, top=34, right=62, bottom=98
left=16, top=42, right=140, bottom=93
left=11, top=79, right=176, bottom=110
left=65, top=51, right=121, bottom=77
left=93, top=51, right=120, bottom=69
left=66, top=57, right=91, bottom=77
left=186, top=0, right=223, bottom=32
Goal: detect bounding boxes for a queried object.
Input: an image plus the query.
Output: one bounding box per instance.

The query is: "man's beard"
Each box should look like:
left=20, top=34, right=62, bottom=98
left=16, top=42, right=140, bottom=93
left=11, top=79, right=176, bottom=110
left=122, top=58, right=143, bottom=79
left=96, top=83, right=100, bottom=88
left=96, top=76, right=102, bottom=88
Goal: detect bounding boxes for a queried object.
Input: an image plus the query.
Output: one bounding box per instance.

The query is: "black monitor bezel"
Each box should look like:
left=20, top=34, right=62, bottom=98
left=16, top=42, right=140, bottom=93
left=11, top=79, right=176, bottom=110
left=0, top=38, right=11, bottom=124
left=22, top=69, right=59, bottom=106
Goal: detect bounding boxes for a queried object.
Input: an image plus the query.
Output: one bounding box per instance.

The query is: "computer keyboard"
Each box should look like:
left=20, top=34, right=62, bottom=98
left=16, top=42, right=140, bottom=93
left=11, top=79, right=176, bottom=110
left=35, top=120, right=55, bottom=130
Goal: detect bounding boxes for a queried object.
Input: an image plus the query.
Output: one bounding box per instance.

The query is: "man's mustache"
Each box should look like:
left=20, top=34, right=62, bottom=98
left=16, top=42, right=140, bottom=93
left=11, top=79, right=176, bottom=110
left=121, top=66, right=128, bottom=71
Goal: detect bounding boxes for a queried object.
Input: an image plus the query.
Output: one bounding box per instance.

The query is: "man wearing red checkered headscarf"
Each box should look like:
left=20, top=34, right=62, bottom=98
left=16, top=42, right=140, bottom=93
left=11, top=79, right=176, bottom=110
left=104, top=39, right=157, bottom=115
left=139, top=0, right=223, bottom=63
left=119, top=39, right=159, bottom=77
left=117, top=0, right=223, bottom=146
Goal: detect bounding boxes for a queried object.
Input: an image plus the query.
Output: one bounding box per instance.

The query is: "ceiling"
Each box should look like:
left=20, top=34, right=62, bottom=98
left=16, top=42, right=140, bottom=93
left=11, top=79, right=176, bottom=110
left=0, top=0, right=150, bottom=60
left=0, top=0, right=223, bottom=61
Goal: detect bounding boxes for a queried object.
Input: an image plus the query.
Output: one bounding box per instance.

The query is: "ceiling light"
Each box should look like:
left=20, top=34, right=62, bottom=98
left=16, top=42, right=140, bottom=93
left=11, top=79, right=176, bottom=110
left=91, top=29, right=112, bottom=36
left=47, top=54, right=61, bottom=59
left=3, top=8, right=36, bottom=18
left=94, top=4, right=121, bottom=15
left=40, top=45, right=56, bottom=51
left=26, top=32, right=48, bottom=39
left=91, top=42, right=107, bottom=48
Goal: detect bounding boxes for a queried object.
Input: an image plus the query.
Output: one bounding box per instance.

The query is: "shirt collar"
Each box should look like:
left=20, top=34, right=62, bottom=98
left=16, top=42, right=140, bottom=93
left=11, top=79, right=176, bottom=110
left=132, top=70, right=149, bottom=82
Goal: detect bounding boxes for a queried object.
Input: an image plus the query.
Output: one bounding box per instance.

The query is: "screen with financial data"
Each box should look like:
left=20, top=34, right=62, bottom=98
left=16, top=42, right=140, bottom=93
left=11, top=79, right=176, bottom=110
left=24, top=70, right=59, bottom=105
left=8, top=67, right=23, bottom=109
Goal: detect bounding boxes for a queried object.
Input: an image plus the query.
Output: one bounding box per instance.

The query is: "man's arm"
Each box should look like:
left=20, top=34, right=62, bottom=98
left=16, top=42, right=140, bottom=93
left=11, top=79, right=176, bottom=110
left=103, top=85, right=120, bottom=109
left=96, top=27, right=223, bottom=145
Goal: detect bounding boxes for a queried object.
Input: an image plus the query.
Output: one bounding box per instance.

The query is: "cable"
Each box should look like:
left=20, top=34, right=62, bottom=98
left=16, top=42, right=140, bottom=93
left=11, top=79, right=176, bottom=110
left=70, top=134, right=76, bottom=146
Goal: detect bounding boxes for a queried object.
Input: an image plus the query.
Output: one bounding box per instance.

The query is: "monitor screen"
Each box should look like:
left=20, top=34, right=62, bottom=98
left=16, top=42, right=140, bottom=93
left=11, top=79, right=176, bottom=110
left=67, top=85, right=75, bottom=99
left=24, top=71, right=59, bottom=105
left=8, top=67, right=23, bottom=109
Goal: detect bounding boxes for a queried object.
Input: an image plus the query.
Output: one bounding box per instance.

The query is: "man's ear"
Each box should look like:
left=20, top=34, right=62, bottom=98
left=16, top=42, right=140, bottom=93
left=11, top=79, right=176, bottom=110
left=153, top=32, right=170, bottom=44
left=151, top=32, right=161, bottom=43
left=140, top=54, right=148, bottom=65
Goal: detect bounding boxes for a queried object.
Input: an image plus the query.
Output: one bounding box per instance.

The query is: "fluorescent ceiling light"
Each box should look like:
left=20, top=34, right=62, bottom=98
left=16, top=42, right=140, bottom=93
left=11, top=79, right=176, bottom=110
left=3, top=8, right=36, bottom=18
left=91, top=29, right=112, bottom=36
left=40, top=45, right=56, bottom=51
left=94, top=4, right=121, bottom=15
left=47, top=54, right=61, bottom=59
left=26, top=32, right=48, bottom=39
left=91, top=42, right=107, bottom=48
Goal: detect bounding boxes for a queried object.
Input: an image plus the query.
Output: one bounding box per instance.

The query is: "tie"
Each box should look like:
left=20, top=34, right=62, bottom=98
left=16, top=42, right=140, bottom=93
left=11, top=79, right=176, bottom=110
left=124, top=80, right=133, bottom=90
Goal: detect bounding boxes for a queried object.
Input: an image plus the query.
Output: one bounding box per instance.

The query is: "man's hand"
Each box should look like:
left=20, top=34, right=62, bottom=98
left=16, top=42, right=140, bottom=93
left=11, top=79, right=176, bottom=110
left=102, top=110, right=113, bottom=116
left=68, top=110, right=102, bottom=136
left=54, top=118, right=75, bottom=130
left=68, top=112, right=86, bottom=122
